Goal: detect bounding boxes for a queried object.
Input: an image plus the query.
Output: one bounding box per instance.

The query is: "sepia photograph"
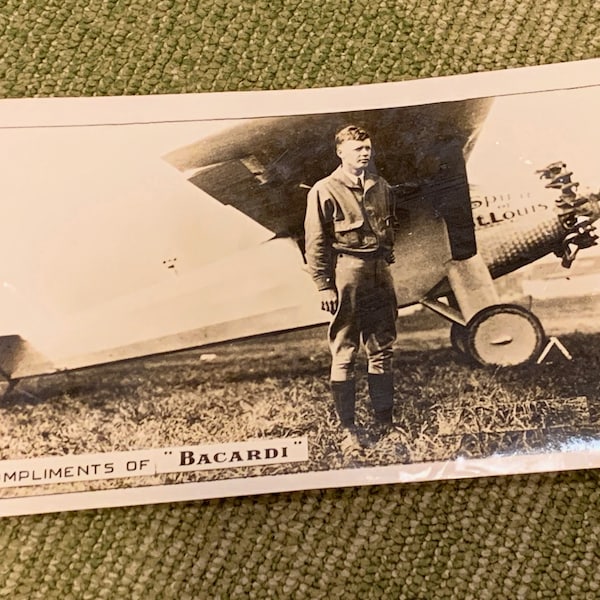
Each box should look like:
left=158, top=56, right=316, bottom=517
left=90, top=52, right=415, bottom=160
left=0, top=60, right=599, bottom=516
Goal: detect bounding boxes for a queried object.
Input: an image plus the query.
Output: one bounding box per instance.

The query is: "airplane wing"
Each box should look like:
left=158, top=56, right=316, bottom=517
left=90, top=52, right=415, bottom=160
left=0, top=98, right=493, bottom=381
left=164, top=98, right=493, bottom=251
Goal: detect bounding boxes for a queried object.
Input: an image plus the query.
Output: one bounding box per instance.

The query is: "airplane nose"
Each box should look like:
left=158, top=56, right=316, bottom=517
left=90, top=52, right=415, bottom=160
left=537, top=161, right=600, bottom=267
left=585, top=191, right=600, bottom=221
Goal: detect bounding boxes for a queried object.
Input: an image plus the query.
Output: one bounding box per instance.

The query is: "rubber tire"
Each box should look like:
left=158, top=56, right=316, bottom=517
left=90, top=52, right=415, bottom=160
left=464, top=304, right=545, bottom=367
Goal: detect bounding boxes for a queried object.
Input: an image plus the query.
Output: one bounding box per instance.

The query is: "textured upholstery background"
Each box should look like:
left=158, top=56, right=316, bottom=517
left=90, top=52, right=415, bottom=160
left=1, top=1, right=599, bottom=597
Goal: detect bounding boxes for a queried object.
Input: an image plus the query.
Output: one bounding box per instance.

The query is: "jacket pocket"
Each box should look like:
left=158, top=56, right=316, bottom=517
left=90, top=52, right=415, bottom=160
left=332, top=215, right=364, bottom=233
left=336, top=229, right=362, bottom=247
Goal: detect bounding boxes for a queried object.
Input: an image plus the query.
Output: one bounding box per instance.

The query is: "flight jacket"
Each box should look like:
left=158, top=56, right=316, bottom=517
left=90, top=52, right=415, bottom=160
left=304, top=166, right=395, bottom=291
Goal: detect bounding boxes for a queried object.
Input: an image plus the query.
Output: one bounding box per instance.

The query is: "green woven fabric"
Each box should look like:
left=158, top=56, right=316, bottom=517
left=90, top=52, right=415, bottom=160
left=1, top=1, right=600, bottom=598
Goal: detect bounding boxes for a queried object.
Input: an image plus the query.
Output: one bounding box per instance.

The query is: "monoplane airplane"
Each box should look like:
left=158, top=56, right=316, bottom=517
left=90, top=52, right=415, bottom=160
left=1, top=95, right=599, bottom=386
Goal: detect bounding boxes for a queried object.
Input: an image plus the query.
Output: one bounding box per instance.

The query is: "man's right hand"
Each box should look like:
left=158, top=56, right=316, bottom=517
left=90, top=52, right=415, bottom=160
left=320, top=288, right=338, bottom=314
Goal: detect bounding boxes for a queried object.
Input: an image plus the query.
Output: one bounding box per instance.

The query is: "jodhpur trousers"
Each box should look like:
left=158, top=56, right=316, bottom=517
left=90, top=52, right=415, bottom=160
left=328, top=253, right=397, bottom=381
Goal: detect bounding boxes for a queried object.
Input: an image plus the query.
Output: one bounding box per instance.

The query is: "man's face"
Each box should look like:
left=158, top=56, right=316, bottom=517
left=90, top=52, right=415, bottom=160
left=336, top=138, right=372, bottom=173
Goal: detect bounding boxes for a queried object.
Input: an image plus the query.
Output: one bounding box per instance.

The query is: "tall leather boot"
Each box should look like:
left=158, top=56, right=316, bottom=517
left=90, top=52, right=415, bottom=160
left=368, top=373, right=394, bottom=426
left=331, top=380, right=362, bottom=455
left=330, top=380, right=356, bottom=428
left=368, top=374, right=405, bottom=450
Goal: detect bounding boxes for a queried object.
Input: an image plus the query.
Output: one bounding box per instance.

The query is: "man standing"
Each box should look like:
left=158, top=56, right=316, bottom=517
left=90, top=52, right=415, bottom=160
left=304, top=125, right=398, bottom=450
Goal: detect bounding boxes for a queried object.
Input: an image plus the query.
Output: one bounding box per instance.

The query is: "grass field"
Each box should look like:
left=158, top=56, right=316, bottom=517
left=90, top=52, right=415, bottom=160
left=0, top=296, right=599, bottom=499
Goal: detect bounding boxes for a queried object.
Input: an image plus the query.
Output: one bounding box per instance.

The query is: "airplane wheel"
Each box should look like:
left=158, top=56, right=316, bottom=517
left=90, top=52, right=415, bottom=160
left=450, top=323, right=468, bottom=355
left=464, top=304, right=545, bottom=367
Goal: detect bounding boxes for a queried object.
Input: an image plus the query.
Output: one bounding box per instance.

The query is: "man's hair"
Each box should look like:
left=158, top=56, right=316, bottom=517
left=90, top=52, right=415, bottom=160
left=335, top=125, right=370, bottom=149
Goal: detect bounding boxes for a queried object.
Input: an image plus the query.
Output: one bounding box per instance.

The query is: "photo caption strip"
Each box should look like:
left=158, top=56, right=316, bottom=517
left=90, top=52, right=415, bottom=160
left=0, top=437, right=308, bottom=488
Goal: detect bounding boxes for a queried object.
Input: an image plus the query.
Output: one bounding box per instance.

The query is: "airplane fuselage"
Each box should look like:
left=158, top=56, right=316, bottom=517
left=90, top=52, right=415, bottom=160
left=389, top=174, right=600, bottom=308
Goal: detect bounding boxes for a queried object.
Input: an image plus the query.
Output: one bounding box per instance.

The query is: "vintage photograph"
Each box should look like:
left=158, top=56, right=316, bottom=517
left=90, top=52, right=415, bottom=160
left=0, top=61, right=599, bottom=515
